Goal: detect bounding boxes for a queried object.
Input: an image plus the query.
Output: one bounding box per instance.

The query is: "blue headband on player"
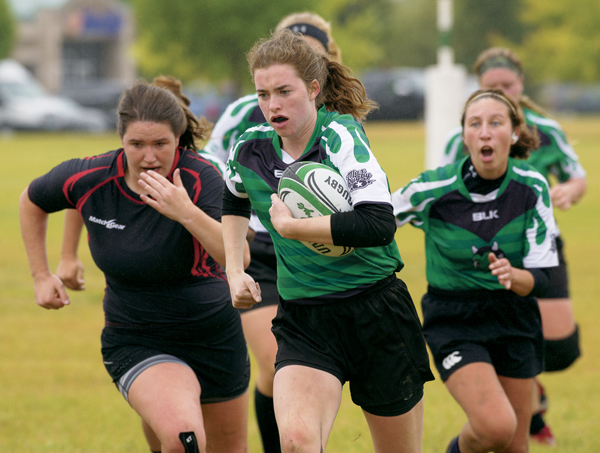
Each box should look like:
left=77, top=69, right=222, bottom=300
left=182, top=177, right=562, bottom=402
left=286, top=23, right=329, bottom=52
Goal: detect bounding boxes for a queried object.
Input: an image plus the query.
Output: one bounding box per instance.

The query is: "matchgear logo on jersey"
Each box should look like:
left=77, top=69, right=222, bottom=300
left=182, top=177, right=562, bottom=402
left=88, top=216, right=126, bottom=230
left=442, top=351, right=463, bottom=370
left=274, top=169, right=284, bottom=179
left=473, top=210, right=499, bottom=221
left=346, top=169, right=374, bottom=191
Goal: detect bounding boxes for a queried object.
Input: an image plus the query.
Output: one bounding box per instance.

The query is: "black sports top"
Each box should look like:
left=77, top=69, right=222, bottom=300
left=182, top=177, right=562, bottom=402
left=28, top=148, right=230, bottom=328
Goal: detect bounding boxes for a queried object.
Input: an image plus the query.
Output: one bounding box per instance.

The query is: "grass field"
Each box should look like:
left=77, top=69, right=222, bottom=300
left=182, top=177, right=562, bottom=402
left=0, top=117, right=598, bottom=452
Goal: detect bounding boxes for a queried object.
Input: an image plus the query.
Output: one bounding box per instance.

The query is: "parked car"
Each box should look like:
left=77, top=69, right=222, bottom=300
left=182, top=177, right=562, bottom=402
left=361, top=68, right=426, bottom=121
left=0, top=59, right=109, bottom=132
left=537, top=82, right=600, bottom=114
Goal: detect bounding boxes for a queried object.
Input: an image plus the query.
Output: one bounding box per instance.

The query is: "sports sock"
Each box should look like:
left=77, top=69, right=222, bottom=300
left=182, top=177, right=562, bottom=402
left=530, top=412, right=546, bottom=434
left=254, top=387, right=281, bottom=453
left=447, top=436, right=461, bottom=453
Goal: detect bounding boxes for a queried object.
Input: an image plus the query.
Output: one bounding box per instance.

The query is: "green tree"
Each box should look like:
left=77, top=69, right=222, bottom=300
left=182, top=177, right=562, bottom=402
left=0, top=0, right=16, bottom=59
left=131, top=0, right=320, bottom=91
left=453, top=0, right=525, bottom=69
left=511, top=0, right=600, bottom=83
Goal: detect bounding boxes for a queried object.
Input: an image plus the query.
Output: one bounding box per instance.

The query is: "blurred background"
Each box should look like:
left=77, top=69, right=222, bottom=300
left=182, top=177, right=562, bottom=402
left=0, top=0, right=599, bottom=129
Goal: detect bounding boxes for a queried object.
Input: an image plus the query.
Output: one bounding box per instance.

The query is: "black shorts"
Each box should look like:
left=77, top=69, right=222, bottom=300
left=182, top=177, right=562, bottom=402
left=272, top=275, right=435, bottom=416
left=240, top=237, right=279, bottom=313
left=422, top=288, right=544, bottom=381
left=541, top=235, right=569, bottom=299
left=101, top=301, right=250, bottom=403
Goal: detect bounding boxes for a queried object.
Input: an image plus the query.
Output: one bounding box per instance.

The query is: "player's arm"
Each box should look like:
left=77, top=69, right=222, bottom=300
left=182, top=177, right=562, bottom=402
left=270, top=194, right=395, bottom=247
left=138, top=169, right=250, bottom=269
left=222, top=187, right=261, bottom=309
left=56, top=209, right=85, bottom=290
left=549, top=177, right=586, bottom=210
left=19, top=188, right=70, bottom=309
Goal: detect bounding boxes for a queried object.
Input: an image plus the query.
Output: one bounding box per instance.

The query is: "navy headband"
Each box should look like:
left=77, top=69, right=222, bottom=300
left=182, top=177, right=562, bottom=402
left=286, top=23, right=329, bottom=52
left=477, top=55, right=522, bottom=77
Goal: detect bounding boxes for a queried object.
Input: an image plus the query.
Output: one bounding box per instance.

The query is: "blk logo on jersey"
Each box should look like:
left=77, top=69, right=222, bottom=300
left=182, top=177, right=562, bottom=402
left=346, top=168, right=375, bottom=191
left=442, top=351, right=463, bottom=370
left=472, top=210, right=499, bottom=222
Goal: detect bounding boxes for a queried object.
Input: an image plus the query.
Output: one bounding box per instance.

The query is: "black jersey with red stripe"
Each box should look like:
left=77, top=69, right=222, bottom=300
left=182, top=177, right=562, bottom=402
left=28, top=148, right=230, bottom=328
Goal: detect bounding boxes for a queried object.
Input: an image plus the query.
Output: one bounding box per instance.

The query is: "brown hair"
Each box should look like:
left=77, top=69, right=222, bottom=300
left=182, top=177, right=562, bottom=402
left=474, top=47, right=548, bottom=117
left=247, top=29, right=376, bottom=122
left=117, top=77, right=210, bottom=150
left=275, top=11, right=342, bottom=64
left=461, top=89, right=539, bottom=160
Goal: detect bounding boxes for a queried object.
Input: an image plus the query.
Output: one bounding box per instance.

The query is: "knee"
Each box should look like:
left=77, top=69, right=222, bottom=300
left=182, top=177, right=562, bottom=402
left=471, top=413, right=517, bottom=451
left=279, top=427, right=321, bottom=453
left=545, top=324, right=581, bottom=372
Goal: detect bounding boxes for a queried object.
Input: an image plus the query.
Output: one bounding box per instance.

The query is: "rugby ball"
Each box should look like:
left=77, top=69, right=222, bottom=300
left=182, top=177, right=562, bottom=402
left=277, top=162, right=354, bottom=257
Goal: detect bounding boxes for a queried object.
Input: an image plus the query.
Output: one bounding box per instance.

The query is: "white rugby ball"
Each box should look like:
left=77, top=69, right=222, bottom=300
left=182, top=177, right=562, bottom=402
left=277, top=162, right=354, bottom=257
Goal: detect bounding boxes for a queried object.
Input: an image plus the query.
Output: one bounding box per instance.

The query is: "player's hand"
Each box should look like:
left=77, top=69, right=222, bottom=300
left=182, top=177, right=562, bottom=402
left=269, top=193, right=294, bottom=236
left=227, top=271, right=262, bottom=309
left=56, top=256, right=85, bottom=290
left=549, top=184, right=572, bottom=210
left=488, top=252, right=513, bottom=290
left=138, top=169, right=195, bottom=222
left=33, top=271, right=70, bottom=309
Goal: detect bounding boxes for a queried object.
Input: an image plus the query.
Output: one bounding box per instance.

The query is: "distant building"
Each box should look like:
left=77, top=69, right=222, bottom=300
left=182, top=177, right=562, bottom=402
left=9, top=0, right=135, bottom=95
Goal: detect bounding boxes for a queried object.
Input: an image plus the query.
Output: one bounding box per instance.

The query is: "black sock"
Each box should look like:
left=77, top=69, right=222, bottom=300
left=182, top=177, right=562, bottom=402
left=254, top=387, right=281, bottom=453
left=530, top=412, right=546, bottom=434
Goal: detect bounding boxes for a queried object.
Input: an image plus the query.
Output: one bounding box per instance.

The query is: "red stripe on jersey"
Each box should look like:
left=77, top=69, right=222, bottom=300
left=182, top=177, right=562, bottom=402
left=181, top=167, right=202, bottom=204
left=63, top=166, right=111, bottom=207
left=190, top=153, right=222, bottom=175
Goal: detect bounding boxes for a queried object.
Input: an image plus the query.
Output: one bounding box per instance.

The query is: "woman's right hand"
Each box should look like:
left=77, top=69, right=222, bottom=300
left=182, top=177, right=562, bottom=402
left=56, top=256, right=85, bottom=290
left=33, top=271, right=70, bottom=309
left=227, top=271, right=262, bottom=309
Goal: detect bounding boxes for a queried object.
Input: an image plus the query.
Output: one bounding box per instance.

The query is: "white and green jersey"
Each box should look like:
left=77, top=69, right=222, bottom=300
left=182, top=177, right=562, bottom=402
left=204, top=94, right=263, bottom=163
left=205, top=93, right=267, bottom=233
left=393, top=157, right=558, bottom=292
left=225, top=106, right=403, bottom=302
left=440, top=108, right=586, bottom=183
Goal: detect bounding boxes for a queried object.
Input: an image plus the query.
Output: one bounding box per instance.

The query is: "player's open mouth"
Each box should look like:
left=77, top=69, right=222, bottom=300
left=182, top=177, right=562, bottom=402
left=480, top=146, right=493, bottom=159
left=142, top=167, right=160, bottom=173
left=272, top=116, right=288, bottom=123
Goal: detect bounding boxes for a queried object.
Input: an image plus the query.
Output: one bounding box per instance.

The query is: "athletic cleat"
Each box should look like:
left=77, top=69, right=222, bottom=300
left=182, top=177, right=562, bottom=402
left=531, top=425, right=556, bottom=446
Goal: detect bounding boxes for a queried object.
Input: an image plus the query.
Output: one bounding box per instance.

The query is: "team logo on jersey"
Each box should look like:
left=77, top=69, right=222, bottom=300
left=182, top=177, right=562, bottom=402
left=274, top=169, right=284, bottom=179
left=88, top=216, right=126, bottom=230
left=346, top=169, right=374, bottom=191
left=472, top=210, right=499, bottom=221
left=442, top=351, right=463, bottom=370
left=471, top=241, right=505, bottom=269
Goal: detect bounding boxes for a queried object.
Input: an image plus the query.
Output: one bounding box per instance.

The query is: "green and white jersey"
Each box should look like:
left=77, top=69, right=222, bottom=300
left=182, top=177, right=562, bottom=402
left=440, top=108, right=586, bottom=183
left=196, top=149, right=227, bottom=177
left=393, top=157, right=558, bottom=292
left=225, top=106, right=403, bottom=302
left=204, top=94, right=263, bottom=163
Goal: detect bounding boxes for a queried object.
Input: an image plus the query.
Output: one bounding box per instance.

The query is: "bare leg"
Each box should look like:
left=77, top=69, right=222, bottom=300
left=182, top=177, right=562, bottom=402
left=445, top=363, right=520, bottom=453
left=273, top=365, right=342, bottom=453
left=363, top=397, right=424, bottom=453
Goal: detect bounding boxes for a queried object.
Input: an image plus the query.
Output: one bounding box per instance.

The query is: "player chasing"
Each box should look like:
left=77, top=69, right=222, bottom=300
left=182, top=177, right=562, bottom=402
left=222, top=29, right=434, bottom=453
left=440, top=47, right=586, bottom=446
left=19, top=79, right=251, bottom=453
left=394, top=89, right=560, bottom=453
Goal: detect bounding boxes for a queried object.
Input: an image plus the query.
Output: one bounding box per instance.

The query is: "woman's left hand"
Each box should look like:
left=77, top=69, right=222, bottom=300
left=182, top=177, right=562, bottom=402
left=489, top=252, right=513, bottom=290
left=139, top=169, right=194, bottom=222
left=269, top=193, right=294, bottom=236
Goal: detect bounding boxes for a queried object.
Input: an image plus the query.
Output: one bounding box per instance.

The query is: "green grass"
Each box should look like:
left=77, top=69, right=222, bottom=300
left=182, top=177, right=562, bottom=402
left=0, top=119, right=598, bottom=452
